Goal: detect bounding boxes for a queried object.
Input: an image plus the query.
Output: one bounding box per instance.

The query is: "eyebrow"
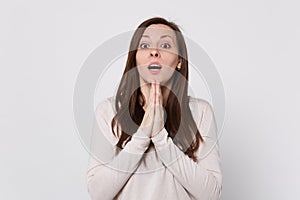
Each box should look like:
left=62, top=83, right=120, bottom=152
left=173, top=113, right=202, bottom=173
left=141, top=34, right=175, bottom=43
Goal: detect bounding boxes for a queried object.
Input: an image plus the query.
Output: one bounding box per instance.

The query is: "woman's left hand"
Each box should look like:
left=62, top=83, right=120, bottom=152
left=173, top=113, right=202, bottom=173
left=151, top=81, right=165, bottom=138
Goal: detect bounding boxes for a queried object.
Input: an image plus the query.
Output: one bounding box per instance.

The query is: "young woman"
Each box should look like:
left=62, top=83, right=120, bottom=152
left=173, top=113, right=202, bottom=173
left=87, top=17, right=222, bottom=200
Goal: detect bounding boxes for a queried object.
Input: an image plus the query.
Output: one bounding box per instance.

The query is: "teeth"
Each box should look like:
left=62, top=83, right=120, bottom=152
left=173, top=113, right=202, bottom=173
left=148, top=64, right=161, bottom=69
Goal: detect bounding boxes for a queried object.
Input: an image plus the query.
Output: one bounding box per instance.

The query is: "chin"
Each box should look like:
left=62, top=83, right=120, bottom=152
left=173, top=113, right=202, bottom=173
left=143, top=77, right=169, bottom=84
left=139, top=74, right=174, bottom=85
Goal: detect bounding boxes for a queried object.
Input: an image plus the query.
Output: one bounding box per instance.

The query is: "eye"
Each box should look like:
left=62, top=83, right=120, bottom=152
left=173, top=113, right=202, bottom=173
left=140, top=43, right=150, bottom=49
left=161, top=43, right=171, bottom=49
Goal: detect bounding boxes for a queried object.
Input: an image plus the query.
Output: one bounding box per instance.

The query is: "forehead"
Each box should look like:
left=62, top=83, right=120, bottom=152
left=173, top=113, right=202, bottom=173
left=142, top=24, right=176, bottom=38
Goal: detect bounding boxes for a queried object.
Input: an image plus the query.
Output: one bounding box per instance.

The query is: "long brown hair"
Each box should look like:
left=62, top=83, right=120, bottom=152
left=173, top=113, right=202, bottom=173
left=111, top=17, right=204, bottom=162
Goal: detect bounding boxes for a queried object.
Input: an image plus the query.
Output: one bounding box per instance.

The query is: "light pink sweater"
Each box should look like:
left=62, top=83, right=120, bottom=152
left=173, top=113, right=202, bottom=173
left=87, top=96, right=222, bottom=200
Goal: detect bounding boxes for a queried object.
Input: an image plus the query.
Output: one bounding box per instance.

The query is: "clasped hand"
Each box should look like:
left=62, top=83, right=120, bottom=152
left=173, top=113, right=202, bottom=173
left=140, top=81, right=165, bottom=138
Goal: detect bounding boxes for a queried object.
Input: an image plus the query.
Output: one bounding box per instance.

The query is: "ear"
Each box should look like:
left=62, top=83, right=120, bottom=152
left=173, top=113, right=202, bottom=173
left=177, top=58, right=182, bottom=65
left=176, top=61, right=182, bottom=70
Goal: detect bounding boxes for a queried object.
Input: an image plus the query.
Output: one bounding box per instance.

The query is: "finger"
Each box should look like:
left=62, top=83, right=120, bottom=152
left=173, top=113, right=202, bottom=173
left=152, top=100, right=165, bottom=137
left=149, top=82, right=154, bottom=107
left=149, top=82, right=155, bottom=118
left=150, top=81, right=156, bottom=106
left=154, top=82, right=163, bottom=116
left=155, top=81, right=162, bottom=106
left=154, top=81, right=157, bottom=105
left=148, top=101, right=155, bottom=122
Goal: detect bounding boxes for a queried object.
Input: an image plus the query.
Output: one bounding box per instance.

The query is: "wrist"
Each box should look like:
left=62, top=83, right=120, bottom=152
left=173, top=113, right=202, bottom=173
left=151, top=128, right=169, bottom=150
left=151, top=127, right=164, bottom=138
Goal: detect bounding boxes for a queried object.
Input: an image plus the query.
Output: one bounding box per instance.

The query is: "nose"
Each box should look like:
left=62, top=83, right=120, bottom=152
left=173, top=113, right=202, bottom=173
left=150, top=48, right=160, bottom=57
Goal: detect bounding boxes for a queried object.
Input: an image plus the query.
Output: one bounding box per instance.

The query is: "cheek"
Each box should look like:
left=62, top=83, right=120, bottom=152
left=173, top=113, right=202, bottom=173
left=136, top=51, right=147, bottom=65
left=164, top=54, right=179, bottom=68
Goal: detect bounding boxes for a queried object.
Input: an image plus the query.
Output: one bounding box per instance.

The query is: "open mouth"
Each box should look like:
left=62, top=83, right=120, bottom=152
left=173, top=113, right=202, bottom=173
left=148, top=64, right=162, bottom=74
left=148, top=64, right=162, bottom=70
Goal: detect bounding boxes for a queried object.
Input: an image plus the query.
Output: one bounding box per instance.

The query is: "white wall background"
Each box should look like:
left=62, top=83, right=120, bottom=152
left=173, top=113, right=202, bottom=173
left=1, top=0, right=299, bottom=199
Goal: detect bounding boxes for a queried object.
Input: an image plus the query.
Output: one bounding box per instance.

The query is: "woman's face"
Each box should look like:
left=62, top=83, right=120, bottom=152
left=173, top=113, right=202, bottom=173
left=136, top=24, right=180, bottom=85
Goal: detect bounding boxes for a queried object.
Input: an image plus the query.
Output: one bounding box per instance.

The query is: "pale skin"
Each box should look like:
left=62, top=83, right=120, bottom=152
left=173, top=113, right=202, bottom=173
left=136, top=24, right=181, bottom=138
left=139, top=81, right=165, bottom=138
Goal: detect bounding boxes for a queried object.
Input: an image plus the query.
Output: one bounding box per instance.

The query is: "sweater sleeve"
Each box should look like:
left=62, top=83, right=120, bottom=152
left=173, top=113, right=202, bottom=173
left=151, top=100, right=222, bottom=200
left=87, top=99, right=151, bottom=200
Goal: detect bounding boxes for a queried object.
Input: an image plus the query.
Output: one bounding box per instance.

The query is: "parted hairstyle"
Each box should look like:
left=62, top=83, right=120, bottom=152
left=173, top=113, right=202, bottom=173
left=111, top=17, right=204, bottom=162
